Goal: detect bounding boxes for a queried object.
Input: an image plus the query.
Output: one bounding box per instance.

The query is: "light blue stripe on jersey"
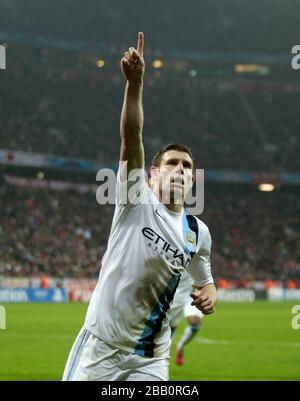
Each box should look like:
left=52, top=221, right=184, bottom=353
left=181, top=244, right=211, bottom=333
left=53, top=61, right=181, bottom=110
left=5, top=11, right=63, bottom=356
left=182, top=209, right=190, bottom=256
left=66, top=328, right=88, bottom=381
left=182, top=210, right=197, bottom=256
left=134, top=272, right=181, bottom=357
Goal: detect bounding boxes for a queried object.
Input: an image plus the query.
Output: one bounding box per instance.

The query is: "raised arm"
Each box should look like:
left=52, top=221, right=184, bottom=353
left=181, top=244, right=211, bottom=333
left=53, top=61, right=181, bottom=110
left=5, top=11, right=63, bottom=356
left=120, top=32, right=145, bottom=175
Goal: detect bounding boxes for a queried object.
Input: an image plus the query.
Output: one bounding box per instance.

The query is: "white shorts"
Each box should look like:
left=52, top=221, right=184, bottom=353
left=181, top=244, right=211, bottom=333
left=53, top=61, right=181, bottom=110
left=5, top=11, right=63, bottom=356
left=169, top=301, right=203, bottom=328
left=62, top=327, right=169, bottom=381
left=184, top=302, right=203, bottom=320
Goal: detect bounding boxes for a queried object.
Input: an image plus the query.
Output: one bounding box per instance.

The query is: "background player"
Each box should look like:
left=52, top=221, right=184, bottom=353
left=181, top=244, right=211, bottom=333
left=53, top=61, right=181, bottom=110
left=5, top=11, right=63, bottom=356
left=169, top=270, right=203, bottom=366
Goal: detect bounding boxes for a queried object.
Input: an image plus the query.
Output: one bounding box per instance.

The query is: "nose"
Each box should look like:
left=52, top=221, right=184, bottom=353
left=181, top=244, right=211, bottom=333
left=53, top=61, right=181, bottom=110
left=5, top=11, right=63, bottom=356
left=176, top=162, right=184, bottom=175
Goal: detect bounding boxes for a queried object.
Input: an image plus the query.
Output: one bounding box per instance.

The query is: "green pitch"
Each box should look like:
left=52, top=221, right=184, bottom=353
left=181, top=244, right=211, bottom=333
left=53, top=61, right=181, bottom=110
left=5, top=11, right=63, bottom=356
left=0, top=302, right=299, bottom=381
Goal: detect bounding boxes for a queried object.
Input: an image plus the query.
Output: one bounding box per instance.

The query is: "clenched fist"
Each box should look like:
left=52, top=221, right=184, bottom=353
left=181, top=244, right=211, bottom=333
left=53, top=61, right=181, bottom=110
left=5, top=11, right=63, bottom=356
left=121, top=32, right=145, bottom=83
left=191, top=291, right=215, bottom=315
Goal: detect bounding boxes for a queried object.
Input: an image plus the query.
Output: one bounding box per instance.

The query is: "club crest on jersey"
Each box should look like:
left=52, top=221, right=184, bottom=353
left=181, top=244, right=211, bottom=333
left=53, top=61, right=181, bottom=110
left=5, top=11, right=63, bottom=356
left=184, top=229, right=197, bottom=254
left=186, top=230, right=196, bottom=246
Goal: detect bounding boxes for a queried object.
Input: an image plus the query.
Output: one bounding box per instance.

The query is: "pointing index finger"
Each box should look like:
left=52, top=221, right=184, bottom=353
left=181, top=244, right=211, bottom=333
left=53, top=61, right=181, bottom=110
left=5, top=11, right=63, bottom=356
left=137, top=32, right=144, bottom=57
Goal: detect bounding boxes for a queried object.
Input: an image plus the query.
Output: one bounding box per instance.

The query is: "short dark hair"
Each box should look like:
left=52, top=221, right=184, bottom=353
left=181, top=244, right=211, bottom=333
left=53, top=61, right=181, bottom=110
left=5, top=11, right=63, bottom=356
left=151, top=143, right=194, bottom=167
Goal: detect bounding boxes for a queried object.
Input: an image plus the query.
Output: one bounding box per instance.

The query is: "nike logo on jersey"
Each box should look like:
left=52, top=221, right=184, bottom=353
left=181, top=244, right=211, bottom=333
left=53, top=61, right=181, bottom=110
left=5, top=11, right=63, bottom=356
left=155, top=208, right=168, bottom=222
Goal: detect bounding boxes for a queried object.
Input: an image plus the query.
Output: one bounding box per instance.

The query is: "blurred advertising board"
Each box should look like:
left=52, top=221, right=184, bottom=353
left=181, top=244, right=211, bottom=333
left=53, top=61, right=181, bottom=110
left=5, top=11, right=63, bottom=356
left=0, top=288, right=67, bottom=303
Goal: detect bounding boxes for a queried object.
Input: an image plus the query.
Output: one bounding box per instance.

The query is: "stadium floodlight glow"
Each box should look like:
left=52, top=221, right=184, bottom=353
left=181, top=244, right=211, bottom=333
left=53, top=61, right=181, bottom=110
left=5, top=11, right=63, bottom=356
left=152, top=59, right=163, bottom=69
left=96, top=59, right=105, bottom=68
left=258, top=183, right=275, bottom=192
left=234, top=64, right=269, bottom=75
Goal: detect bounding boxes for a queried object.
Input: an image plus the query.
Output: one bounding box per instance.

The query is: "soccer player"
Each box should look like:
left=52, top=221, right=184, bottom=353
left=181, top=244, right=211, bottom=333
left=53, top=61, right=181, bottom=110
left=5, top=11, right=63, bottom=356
left=168, top=270, right=204, bottom=366
left=62, top=32, right=217, bottom=381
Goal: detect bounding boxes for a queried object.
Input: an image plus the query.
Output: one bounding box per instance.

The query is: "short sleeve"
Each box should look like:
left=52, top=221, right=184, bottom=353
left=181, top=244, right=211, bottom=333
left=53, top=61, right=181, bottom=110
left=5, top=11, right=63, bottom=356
left=186, top=226, right=214, bottom=287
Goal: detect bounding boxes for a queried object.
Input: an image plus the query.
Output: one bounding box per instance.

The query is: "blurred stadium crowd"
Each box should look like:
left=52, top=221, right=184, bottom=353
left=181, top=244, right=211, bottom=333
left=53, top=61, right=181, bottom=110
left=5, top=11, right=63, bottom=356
left=1, top=56, right=300, bottom=171
left=0, top=0, right=297, bottom=54
left=1, top=0, right=299, bottom=288
left=1, top=181, right=299, bottom=286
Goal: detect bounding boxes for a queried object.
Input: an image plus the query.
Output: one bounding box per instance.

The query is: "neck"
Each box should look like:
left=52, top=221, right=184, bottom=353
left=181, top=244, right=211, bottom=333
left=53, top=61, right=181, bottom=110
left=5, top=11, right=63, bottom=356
left=151, top=185, right=184, bottom=214
left=164, top=203, right=183, bottom=214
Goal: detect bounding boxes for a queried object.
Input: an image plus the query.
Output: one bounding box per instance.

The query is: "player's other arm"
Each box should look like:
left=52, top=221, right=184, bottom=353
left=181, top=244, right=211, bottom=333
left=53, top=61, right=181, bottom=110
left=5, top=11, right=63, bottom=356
left=120, top=32, right=145, bottom=175
left=191, top=283, right=217, bottom=315
left=187, top=226, right=217, bottom=315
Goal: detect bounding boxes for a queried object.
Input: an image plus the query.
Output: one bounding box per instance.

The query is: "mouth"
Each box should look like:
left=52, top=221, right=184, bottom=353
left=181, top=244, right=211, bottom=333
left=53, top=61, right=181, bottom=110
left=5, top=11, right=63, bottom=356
left=171, top=177, right=185, bottom=187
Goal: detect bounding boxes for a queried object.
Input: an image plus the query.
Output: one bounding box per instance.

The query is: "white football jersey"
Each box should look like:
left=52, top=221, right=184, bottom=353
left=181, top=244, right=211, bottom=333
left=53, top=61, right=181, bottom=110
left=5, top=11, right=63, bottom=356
left=84, top=165, right=213, bottom=358
left=168, top=269, right=203, bottom=328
